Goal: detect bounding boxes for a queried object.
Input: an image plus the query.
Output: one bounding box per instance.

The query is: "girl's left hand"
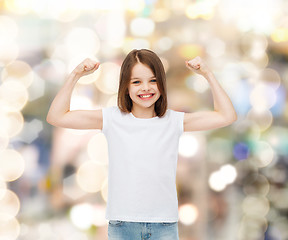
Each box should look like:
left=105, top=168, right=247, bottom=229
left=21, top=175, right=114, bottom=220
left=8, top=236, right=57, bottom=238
left=185, top=56, right=210, bottom=76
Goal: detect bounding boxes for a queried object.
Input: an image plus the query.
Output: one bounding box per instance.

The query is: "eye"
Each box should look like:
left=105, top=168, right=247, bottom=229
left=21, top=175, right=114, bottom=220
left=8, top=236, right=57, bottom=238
left=151, top=79, right=157, bottom=83
left=132, top=81, right=140, bottom=84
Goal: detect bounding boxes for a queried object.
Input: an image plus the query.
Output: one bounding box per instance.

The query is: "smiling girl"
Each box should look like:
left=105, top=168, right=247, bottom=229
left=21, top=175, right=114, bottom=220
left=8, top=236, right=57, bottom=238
left=47, top=49, right=237, bottom=240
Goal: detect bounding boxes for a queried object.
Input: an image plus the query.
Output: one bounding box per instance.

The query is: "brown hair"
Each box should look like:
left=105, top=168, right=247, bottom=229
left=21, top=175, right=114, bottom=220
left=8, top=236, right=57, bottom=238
left=117, top=49, right=168, bottom=117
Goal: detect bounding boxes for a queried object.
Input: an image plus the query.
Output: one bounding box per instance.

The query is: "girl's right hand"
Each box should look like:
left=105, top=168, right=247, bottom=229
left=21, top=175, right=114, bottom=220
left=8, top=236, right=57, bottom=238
left=73, top=58, right=100, bottom=77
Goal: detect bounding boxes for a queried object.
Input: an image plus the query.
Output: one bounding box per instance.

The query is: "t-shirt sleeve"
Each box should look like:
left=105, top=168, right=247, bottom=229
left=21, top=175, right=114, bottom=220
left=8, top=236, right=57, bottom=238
left=101, top=106, right=113, bottom=135
left=172, top=110, right=185, bottom=136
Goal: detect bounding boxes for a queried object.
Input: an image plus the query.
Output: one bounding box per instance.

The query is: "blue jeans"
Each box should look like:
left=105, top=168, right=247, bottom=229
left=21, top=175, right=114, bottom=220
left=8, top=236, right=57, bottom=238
left=108, top=221, right=179, bottom=240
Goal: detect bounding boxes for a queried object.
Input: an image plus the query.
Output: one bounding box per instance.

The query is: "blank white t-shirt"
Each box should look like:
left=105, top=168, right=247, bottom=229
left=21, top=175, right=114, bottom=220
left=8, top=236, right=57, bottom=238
left=102, top=106, right=184, bottom=222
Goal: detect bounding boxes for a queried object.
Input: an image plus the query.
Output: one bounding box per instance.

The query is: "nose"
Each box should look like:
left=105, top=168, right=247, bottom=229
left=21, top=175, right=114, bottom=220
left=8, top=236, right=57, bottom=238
left=141, top=82, right=150, bottom=91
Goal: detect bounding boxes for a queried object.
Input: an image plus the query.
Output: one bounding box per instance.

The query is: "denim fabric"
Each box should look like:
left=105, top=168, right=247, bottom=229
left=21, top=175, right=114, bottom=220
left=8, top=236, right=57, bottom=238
left=108, top=221, right=179, bottom=240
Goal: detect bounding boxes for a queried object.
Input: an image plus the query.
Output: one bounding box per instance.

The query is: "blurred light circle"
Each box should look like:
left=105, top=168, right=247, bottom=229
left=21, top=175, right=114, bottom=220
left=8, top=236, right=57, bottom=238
left=271, top=28, right=288, bottom=43
left=250, top=83, right=276, bottom=112
left=243, top=174, right=270, bottom=196
left=208, top=171, right=226, bottom=192
left=252, top=141, right=275, bottom=168
left=242, top=195, right=270, bottom=217
left=258, top=68, right=281, bottom=90
left=2, top=60, right=34, bottom=88
left=264, top=126, right=288, bottom=156
left=247, top=35, right=268, bottom=61
left=70, top=203, right=94, bottom=230
left=254, top=53, right=269, bottom=69
left=95, top=62, right=120, bottom=94
left=106, top=94, right=118, bottom=107
left=185, top=2, right=214, bottom=20
left=179, top=204, right=198, bottom=225
left=219, top=164, right=237, bottom=184
left=156, top=37, right=173, bottom=52
left=0, top=16, right=18, bottom=40
left=269, top=187, right=288, bottom=209
left=179, top=44, right=203, bottom=59
left=130, top=18, right=155, bottom=37
left=152, top=8, right=171, bottom=22
left=233, top=142, right=250, bottom=160
left=178, top=133, right=199, bottom=158
left=0, top=149, right=25, bottom=182
left=285, top=103, right=288, bottom=122
left=243, top=122, right=261, bottom=142
left=70, top=95, right=94, bottom=111
left=185, top=74, right=209, bottom=93
left=125, top=0, right=145, bottom=13
left=33, top=59, right=66, bottom=84
left=63, top=173, right=86, bottom=200
left=0, top=216, right=20, bottom=240
left=123, top=38, right=151, bottom=54
left=160, top=57, right=169, bottom=73
left=76, top=161, right=107, bottom=193
left=65, top=28, right=100, bottom=58
left=101, top=178, right=108, bottom=202
left=0, top=134, right=9, bottom=150
left=0, top=81, right=28, bottom=111
left=27, top=74, right=46, bottom=101
left=27, top=0, right=46, bottom=15
left=0, top=190, right=20, bottom=220
left=87, top=133, right=108, bottom=165
left=92, top=204, right=107, bottom=227
left=238, top=215, right=268, bottom=240
left=207, top=138, right=233, bottom=164
left=0, top=42, right=19, bottom=66
left=269, top=168, right=288, bottom=185
left=246, top=109, right=273, bottom=132
left=0, top=111, right=24, bottom=138
left=54, top=8, right=80, bottom=23
left=206, top=38, right=226, bottom=58
left=4, top=0, right=30, bottom=14
left=93, top=12, right=126, bottom=48
left=0, top=178, right=7, bottom=200
left=37, top=223, right=55, bottom=239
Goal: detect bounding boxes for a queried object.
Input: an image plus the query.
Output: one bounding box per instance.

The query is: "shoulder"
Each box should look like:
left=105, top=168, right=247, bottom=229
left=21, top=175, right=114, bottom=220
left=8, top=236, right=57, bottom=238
left=102, top=106, right=129, bottom=119
left=162, top=109, right=185, bottom=124
left=167, top=109, right=185, bottom=118
left=102, top=106, right=118, bottom=114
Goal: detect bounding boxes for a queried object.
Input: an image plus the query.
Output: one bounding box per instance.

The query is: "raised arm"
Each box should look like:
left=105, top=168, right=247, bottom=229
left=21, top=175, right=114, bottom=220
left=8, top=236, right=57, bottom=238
left=46, top=58, right=103, bottom=129
left=183, top=57, right=237, bottom=132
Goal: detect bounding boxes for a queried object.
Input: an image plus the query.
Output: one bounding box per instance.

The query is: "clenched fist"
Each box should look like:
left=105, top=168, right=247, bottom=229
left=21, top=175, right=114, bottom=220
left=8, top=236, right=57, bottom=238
left=73, top=58, right=100, bottom=77
left=185, top=56, right=210, bottom=76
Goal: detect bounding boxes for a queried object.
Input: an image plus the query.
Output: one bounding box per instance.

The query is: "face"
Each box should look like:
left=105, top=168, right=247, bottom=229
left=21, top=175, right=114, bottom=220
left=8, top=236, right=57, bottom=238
left=128, top=63, right=161, bottom=112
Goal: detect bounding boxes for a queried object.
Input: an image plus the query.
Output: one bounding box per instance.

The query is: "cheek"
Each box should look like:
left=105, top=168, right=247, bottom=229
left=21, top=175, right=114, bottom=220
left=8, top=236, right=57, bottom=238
left=127, top=87, right=136, bottom=98
left=155, top=85, right=161, bottom=95
left=155, top=83, right=160, bottom=91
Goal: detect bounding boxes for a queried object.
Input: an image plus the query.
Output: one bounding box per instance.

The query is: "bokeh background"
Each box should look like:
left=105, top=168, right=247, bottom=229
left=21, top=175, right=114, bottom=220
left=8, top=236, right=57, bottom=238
left=0, top=0, right=288, bottom=239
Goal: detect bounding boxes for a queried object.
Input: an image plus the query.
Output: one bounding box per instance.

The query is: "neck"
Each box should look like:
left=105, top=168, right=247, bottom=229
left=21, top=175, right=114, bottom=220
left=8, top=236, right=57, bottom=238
left=131, top=107, right=156, bottom=119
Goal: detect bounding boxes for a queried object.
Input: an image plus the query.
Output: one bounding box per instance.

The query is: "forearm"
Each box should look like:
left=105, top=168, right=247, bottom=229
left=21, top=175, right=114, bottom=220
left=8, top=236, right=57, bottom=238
left=204, top=72, right=237, bottom=121
left=46, top=72, right=79, bottom=124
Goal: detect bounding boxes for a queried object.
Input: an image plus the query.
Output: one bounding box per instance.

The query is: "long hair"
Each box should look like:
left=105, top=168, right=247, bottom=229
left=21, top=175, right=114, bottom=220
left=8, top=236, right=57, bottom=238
left=117, top=49, right=167, bottom=117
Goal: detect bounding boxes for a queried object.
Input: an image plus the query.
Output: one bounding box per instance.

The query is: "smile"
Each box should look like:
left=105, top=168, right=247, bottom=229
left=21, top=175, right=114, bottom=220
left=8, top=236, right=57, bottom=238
left=138, top=94, right=155, bottom=99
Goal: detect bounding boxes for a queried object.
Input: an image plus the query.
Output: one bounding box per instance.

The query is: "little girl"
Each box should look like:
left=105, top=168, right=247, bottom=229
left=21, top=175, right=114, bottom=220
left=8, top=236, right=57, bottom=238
left=47, top=49, right=237, bottom=240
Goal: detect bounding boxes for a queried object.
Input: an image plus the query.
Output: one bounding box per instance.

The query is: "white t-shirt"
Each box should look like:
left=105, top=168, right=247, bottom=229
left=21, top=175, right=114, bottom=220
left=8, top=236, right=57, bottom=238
left=102, top=106, right=184, bottom=222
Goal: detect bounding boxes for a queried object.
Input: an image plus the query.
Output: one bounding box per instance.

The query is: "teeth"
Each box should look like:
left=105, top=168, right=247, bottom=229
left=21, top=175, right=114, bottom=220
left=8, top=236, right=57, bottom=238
left=140, top=94, right=153, bottom=98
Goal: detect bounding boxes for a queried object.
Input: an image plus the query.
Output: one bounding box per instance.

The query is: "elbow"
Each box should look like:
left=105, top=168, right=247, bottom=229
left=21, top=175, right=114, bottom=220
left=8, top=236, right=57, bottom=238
left=226, top=112, right=237, bottom=125
left=233, top=113, right=238, bottom=122
left=220, top=112, right=237, bottom=128
left=46, top=115, right=54, bottom=126
left=46, top=114, right=58, bottom=127
left=232, top=111, right=238, bottom=122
